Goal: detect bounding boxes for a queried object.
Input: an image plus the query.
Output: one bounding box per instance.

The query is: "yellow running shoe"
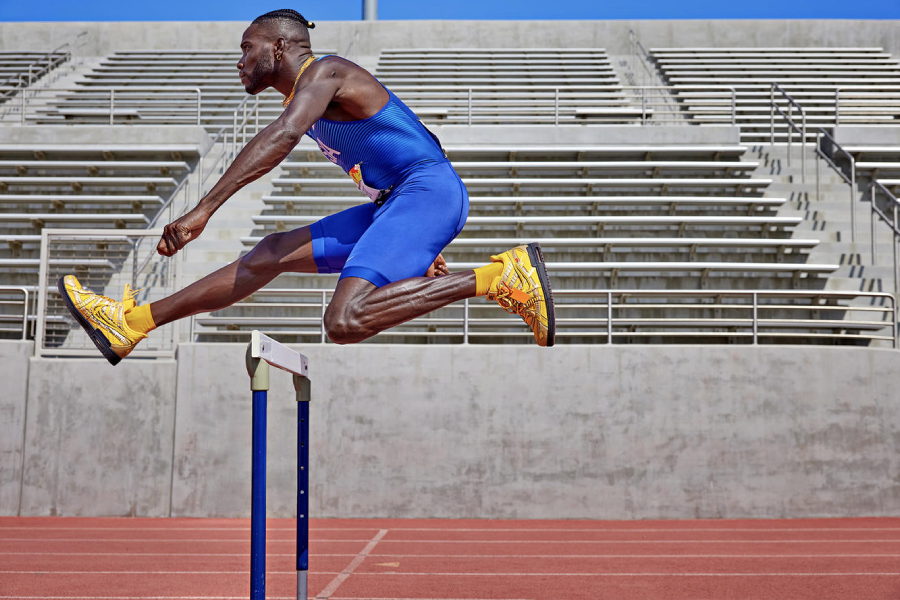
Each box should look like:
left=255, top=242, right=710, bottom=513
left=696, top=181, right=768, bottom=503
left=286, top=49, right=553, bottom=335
left=57, top=275, right=147, bottom=366
left=487, top=242, right=556, bottom=347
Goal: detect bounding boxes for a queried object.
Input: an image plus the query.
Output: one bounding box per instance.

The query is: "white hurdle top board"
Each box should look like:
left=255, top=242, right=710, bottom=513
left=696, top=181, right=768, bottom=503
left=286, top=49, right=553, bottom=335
left=250, top=330, right=309, bottom=378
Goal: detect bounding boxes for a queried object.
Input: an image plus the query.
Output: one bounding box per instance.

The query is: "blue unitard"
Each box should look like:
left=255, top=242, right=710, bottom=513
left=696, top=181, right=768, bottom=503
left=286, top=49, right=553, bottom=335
left=304, top=80, right=469, bottom=288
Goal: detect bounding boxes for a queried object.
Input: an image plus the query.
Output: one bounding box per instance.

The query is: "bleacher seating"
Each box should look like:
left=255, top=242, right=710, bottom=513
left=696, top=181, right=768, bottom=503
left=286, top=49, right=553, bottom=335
left=184, top=142, right=861, bottom=344
left=649, top=48, right=900, bottom=142
left=0, top=144, right=197, bottom=293
left=5, top=40, right=894, bottom=347
left=374, top=48, right=643, bottom=125
left=30, top=50, right=332, bottom=129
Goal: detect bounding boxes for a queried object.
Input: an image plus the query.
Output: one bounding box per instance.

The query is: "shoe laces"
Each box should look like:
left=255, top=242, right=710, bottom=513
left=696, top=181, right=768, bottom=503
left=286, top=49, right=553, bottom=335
left=489, top=281, right=544, bottom=327
left=122, top=284, right=143, bottom=311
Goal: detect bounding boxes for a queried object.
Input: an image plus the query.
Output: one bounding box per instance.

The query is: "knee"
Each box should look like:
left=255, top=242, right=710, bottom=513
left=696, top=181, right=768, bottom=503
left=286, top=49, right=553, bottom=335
left=323, top=303, right=366, bottom=345
left=240, top=233, right=284, bottom=277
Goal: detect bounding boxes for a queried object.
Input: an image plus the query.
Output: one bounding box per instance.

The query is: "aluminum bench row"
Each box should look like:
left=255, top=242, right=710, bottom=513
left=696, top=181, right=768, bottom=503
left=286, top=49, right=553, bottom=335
left=0, top=145, right=199, bottom=159
left=240, top=234, right=818, bottom=252
left=253, top=214, right=801, bottom=231
left=0, top=258, right=114, bottom=269
left=0, top=176, right=177, bottom=189
left=0, top=194, right=163, bottom=206
left=272, top=177, right=771, bottom=193
left=261, top=194, right=784, bottom=209
left=0, top=160, right=189, bottom=174
left=0, top=213, right=150, bottom=226
left=660, top=64, right=900, bottom=72
left=280, top=160, right=758, bottom=174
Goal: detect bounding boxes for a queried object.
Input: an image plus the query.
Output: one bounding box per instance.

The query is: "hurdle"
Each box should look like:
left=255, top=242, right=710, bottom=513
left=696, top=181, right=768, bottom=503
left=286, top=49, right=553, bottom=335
left=245, top=330, right=311, bottom=600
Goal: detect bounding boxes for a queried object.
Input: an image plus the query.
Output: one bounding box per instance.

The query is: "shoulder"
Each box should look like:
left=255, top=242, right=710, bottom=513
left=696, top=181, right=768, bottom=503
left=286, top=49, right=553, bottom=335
left=305, top=55, right=367, bottom=80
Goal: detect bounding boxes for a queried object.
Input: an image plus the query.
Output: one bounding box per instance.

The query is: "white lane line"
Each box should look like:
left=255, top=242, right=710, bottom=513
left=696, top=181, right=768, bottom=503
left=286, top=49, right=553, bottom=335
left=0, top=538, right=367, bottom=543
left=5, top=551, right=900, bottom=559
left=316, top=529, right=389, bottom=600
left=4, top=538, right=900, bottom=544
left=4, top=569, right=899, bottom=577
left=358, top=539, right=900, bottom=545
left=0, top=551, right=350, bottom=557
left=3, top=526, right=899, bottom=532
left=381, top=552, right=900, bottom=557
left=0, top=571, right=337, bottom=575
left=349, top=572, right=900, bottom=577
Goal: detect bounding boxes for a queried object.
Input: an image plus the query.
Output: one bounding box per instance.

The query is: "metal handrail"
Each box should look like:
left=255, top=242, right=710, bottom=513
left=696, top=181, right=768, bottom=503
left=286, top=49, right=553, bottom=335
left=190, top=288, right=899, bottom=349
left=10, top=86, right=202, bottom=126
left=629, top=30, right=665, bottom=88
left=0, top=286, right=30, bottom=340
left=231, top=94, right=261, bottom=161
left=814, top=127, right=857, bottom=243
left=868, top=180, right=900, bottom=295
left=1, top=45, right=69, bottom=89
left=770, top=82, right=807, bottom=182
left=835, top=86, right=900, bottom=127
left=459, top=85, right=735, bottom=126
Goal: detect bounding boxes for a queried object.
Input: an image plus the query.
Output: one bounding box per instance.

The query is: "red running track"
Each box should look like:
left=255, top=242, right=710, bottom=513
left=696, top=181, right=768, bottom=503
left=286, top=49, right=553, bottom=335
left=1, top=516, right=900, bottom=599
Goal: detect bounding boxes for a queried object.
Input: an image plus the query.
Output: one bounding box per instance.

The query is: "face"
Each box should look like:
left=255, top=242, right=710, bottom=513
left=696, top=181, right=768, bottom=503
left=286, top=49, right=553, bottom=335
left=238, top=25, right=275, bottom=95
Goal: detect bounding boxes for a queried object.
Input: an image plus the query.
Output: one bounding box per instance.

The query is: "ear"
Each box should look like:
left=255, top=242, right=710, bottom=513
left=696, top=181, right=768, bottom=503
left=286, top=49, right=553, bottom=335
left=274, top=37, right=286, bottom=61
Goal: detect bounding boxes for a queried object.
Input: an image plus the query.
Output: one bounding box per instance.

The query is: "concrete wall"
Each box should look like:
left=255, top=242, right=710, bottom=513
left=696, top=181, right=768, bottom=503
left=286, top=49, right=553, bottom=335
left=1, top=20, right=898, bottom=58
left=18, top=357, right=177, bottom=517
left=0, top=341, right=33, bottom=515
left=2, top=341, right=898, bottom=520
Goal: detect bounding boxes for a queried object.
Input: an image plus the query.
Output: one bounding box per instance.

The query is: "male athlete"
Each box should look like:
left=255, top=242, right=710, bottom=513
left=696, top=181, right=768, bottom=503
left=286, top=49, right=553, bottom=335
left=59, top=9, right=555, bottom=365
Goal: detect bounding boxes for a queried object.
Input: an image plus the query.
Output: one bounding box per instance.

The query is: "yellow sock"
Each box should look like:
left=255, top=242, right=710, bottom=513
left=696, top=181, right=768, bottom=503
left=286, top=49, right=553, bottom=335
left=125, top=303, right=157, bottom=334
left=473, top=261, right=504, bottom=296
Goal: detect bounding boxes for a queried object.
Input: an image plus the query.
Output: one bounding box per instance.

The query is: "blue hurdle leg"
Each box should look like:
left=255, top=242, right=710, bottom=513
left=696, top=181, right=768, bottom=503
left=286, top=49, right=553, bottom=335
left=295, top=375, right=311, bottom=600
left=251, top=389, right=268, bottom=600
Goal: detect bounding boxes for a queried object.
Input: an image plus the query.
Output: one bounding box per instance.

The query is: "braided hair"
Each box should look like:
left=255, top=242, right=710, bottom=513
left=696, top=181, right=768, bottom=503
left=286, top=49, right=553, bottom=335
left=252, top=8, right=315, bottom=30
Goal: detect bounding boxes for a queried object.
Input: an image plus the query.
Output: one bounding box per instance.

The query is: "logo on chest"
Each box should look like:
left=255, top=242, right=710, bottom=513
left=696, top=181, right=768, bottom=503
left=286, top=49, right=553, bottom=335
left=315, top=138, right=341, bottom=165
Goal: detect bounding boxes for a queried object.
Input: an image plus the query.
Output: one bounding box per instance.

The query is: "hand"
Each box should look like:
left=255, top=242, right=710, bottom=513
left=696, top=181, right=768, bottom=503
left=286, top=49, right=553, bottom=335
left=425, top=253, right=450, bottom=277
left=157, top=208, right=210, bottom=257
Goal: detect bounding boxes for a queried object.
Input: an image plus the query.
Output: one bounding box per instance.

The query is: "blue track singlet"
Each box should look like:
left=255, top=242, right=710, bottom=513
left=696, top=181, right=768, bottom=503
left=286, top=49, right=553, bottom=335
left=303, top=60, right=469, bottom=288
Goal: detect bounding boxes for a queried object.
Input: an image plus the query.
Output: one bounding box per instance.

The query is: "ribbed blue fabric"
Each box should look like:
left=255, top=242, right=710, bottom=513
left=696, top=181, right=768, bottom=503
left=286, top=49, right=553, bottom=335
left=305, top=87, right=447, bottom=191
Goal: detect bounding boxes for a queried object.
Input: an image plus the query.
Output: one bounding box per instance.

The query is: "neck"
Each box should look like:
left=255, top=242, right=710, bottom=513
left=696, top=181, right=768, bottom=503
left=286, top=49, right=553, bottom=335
left=272, top=50, right=315, bottom=96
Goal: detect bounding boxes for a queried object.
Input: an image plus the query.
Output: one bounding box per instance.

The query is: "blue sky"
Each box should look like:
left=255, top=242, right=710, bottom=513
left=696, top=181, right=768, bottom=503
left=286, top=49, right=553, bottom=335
left=1, top=0, right=898, bottom=21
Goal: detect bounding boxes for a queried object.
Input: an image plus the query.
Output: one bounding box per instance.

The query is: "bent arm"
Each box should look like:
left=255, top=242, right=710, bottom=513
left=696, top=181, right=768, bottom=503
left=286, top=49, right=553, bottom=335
left=196, top=77, right=338, bottom=217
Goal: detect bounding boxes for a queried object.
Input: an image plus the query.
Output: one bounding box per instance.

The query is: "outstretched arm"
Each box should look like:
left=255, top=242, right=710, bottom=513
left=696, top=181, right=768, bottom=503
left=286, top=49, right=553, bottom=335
left=157, top=74, right=340, bottom=256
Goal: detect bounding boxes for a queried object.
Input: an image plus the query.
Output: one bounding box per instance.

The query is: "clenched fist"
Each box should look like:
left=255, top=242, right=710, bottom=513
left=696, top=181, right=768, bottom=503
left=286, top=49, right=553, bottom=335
left=157, top=209, right=210, bottom=257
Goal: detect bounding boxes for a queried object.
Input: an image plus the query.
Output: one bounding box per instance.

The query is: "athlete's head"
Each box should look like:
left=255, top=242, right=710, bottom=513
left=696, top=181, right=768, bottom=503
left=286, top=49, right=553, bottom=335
left=238, top=9, right=316, bottom=95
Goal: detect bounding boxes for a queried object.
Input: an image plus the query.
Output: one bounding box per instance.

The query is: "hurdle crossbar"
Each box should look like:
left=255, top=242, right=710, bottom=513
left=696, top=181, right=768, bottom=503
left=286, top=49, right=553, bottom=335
left=245, top=330, right=311, bottom=600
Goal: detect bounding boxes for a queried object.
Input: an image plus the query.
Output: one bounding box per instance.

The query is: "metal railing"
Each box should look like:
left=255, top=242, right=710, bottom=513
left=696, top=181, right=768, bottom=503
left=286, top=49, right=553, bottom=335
left=770, top=83, right=807, bottom=182
left=0, top=44, right=70, bottom=102
left=868, top=180, right=900, bottom=295
left=628, top=30, right=668, bottom=89
left=190, top=288, right=898, bottom=349
left=441, top=86, right=735, bottom=126
left=835, top=86, right=900, bottom=127
left=230, top=94, right=261, bottom=163
left=3, top=86, right=202, bottom=126
left=814, top=127, right=858, bottom=242
left=35, top=229, right=180, bottom=359
left=0, top=287, right=30, bottom=340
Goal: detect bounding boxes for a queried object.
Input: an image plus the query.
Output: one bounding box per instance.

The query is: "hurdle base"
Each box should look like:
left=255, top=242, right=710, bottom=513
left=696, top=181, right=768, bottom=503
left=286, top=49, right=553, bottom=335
left=298, top=571, right=308, bottom=600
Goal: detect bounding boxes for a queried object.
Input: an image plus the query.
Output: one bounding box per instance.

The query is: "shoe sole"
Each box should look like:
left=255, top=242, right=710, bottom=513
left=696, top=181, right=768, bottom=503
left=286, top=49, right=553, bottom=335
left=56, top=277, right=123, bottom=366
left=525, top=242, right=556, bottom=347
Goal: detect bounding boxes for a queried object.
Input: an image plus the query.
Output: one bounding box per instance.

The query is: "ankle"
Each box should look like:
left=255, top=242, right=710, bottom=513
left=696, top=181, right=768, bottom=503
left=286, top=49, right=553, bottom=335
left=124, top=303, right=157, bottom=335
left=473, top=261, right=504, bottom=296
